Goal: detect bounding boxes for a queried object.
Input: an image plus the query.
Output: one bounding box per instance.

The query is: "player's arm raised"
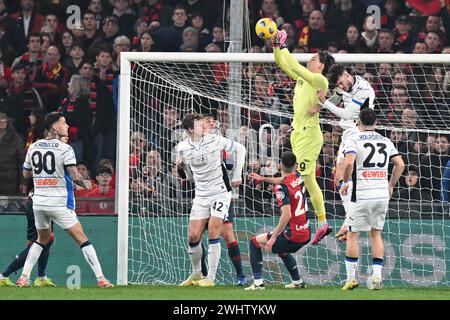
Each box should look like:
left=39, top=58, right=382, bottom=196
left=317, top=89, right=363, bottom=120
left=66, top=165, right=93, bottom=190
left=388, top=155, right=405, bottom=198
left=230, top=140, right=246, bottom=188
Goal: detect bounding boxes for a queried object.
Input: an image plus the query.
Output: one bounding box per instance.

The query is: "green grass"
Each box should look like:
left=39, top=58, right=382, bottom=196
left=1, top=285, right=449, bottom=300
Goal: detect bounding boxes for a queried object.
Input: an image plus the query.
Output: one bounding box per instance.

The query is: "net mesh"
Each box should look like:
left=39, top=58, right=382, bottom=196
left=125, top=56, right=450, bottom=286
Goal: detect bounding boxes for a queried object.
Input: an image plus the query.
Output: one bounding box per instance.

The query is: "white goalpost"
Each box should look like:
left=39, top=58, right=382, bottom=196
left=116, top=52, right=450, bottom=286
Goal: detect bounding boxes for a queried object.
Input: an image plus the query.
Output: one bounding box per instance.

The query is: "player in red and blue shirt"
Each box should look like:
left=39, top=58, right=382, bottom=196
left=246, top=151, right=311, bottom=290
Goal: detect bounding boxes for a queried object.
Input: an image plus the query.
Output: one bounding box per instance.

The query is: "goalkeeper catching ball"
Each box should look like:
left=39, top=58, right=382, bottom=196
left=252, top=30, right=335, bottom=244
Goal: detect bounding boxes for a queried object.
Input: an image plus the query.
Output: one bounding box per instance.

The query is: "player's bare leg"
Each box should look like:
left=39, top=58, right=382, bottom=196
left=367, top=229, right=383, bottom=290
left=197, top=217, right=223, bottom=287
left=180, top=218, right=208, bottom=286
left=222, top=223, right=246, bottom=286
left=18, top=228, right=52, bottom=287
left=342, top=230, right=359, bottom=290
left=303, top=174, right=332, bottom=244
left=65, top=222, right=114, bottom=288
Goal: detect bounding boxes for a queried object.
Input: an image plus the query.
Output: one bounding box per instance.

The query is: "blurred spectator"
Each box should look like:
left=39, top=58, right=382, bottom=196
left=138, top=0, right=173, bottom=28
left=10, top=0, right=44, bottom=54
left=64, top=43, right=85, bottom=76
left=401, top=107, right=420, bottom=130
left=112, top=0, right=136, bottom=39
left=211, top=24, right=225, bottom=51
left=373, top=28, right=396, bottom=53
left=158, top=105, right=182, bottom=168
left=88, top=0, right=108, bottom=28
left=340, top=24, right=367, bottom=53
left=83, top=166, right=115, bottom=214
left=31, top=45, right=69, bottom=113
left=24, top=107, right=45, bottom=151
left=94, top=47, right=118, bottom=93
left=60, top=31, right=74, bottom=60
left=412, top=39, right=428, bottom=53
left=153, top=4, right=188, bottom=52
left=168, top=164, right=194, bottom=198
left=129, top=131, right=148, bottom=177
left=0, top=57, right=12, bottom=90
left=389, top=127, right=408, bottom=154
left=135, top=30, right=155, bottom=52
left=5, top=63, right=43, bottom=139
left=112, top=35, right=131, bottom=67
left=381, top=0, right=402, bottom=30
left=98, top=158, right=116, bottom=189
left=424, top=30, right=442, bottom=53
left=394, top=165, right=431, bottom=201
left=57, top=74, right=93, bottom=163
left=79, top=60, right=116, bottom=170
left=74, top=161, right=98, bottom=198
left=11, top=32, right=43, bottom=75
left=0, top=113, right=26, bottom=195
left=420, top=134, right=450, bottom=200
left=40, top=33, right=52, bottom=55
left=297, top=10, right=328, bottom=52
left=131, top=149, right=171, bottom=198
left=131, top=17, right=148, bottom=49
left=385, top=87, right=411, bottom=125
left=280, top=22, right=297, bottom=51
left=442, top=158, right=450, bottom=202
left=393, top=14, right=415, bottom=52
left=291, top=0, right=320, bottom=32
left=87, top=15, right=120, bottom=60
left=257, top=0, right=284, bottom=27
left=180, top=26, right=199, bottom=52
left=190, top=11, right=212, bottom=52
left=83, top=11, right=102, bottom=51
left=325, top=0, right=365, bottom=44
left=244, top=158, right=274, bottom=214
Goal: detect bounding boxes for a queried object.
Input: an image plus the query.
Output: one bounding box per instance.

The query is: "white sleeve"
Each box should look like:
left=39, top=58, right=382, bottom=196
left=23, top=149, right=32, bottom=171
left=343, top=136, right=358, bottom=155
left=217, top=135, right=234, bottom=152
left=230, top=141, right=246, bottom=182
left=63, top=146, right=77, bottom=167
left=322, top=98, right=361, bottom=120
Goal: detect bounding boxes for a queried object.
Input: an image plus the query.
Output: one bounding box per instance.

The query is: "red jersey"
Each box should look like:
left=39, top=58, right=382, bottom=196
left=81, top=187, right=115, bottom=214
left=275, top=171, right=310, bottom=243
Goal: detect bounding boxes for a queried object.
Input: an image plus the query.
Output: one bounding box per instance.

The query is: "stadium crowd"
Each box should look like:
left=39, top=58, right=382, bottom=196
left=0, top=0, right=450, bottom=211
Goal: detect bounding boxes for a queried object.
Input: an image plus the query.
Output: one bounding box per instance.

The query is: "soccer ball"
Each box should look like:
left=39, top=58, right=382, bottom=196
left=255, top=18, right=277, bottom=40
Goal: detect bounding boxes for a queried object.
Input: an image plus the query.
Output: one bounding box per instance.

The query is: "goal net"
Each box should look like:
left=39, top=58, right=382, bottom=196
left=117, top=52, right=450, bottom=287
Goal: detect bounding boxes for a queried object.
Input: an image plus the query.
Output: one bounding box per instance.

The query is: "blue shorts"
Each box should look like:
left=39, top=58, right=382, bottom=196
left=267, top=231, right=310, bottom=255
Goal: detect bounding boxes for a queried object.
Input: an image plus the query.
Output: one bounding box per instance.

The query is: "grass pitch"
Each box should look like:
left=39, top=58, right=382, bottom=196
left=1, top=285, right=449, bottom=300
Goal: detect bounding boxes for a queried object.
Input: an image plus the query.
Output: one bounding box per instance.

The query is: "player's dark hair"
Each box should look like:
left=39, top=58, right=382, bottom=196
left=359, top=108, right=377, bottom=126
left=202, top=113, right=215, bottom=119
left=182, top=113, right=203, bottom=131
left=281, top=151, right=297, bottom=172
left=44, top=112, right=64, bottom=131
left=318, top=50, right=335, bottom=75
left=326, top=64, right=346, bottom=89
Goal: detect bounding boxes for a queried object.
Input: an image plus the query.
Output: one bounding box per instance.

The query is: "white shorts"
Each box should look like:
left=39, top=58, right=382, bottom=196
left=190, top=192, right=232, bottom=221
left=34, top=208, right=79, bottom=230
left=347, top=200, right=389, bottom=232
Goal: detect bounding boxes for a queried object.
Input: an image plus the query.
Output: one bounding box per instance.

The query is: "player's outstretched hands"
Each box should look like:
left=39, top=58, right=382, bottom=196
left=249, top=172, right=265, bottom=183
left=272, top=30, right=287, bottom=49
left=231, top=179, right=243, bottom=188
left=334, top=224, right=348, bottom=242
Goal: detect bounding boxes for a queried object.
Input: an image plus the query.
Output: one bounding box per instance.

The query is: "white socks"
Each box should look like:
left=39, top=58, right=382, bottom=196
left=207, top=240, right=221, bottom=282
left=188, top=242, right=203, bottom=274
left=22, top=242, right=44, bottom=278
left=81, top=244, right=103, bottom=279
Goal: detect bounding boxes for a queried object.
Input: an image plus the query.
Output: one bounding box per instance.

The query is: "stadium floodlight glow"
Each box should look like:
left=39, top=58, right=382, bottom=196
left=117, top=52, right=450, bottom=287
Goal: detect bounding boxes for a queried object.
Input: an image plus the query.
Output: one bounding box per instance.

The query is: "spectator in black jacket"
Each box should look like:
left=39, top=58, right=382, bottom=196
left=5, top=63, right=43, bottom=139
left=0, top=112, right=27, bottom=195
left=153, top=4, right=188, bottom=52
left=112, top=0, right=136, bottom=39
left=394, top=165, right=431, bottom=201
left=79, top=60, right=116, bottom=173
left=57, top=74, right=93, bottom=164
